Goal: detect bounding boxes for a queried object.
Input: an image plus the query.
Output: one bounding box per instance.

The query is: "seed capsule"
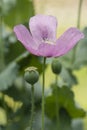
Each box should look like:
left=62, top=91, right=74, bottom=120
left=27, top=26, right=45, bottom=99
left=51, top=59, right=62, bottom=74
left=24, top=67, right=39, bottom=85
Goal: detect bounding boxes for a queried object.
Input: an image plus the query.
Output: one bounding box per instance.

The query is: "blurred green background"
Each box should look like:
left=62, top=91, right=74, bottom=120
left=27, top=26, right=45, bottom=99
left=0, top=0, right=87, bottom=130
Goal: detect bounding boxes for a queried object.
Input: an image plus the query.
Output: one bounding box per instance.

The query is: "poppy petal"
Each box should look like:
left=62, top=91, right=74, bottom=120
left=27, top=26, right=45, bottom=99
left=54, top=27, right=84, bottom=57
left=14, top=24, right=38, bottom=55
left=38, top=43, right=55, bottom=57
left=29, top=14, right=57, bottom=44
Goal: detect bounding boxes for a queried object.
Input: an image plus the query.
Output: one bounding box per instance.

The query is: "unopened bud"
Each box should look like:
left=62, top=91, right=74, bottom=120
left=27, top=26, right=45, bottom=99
left=24, top=67, right=39, bottom=85
left=51, top=59, right=62, bottom=74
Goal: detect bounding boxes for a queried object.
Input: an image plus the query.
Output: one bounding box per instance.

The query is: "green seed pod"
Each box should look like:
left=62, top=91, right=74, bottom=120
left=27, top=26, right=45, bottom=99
left=51, top=59, right=62, bottom=74
left=24, top=67, right=39, bottom=85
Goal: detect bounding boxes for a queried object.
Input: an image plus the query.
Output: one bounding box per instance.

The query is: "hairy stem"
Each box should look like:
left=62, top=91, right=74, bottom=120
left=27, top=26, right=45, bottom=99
left=72, top=0, right=83, bottom=64
left=30, top=85, right=34, bottom=130
left=55, top=75, right=58, bottom=85
left=0, top=10, right=5, bottom=71
left=41, top=57, right=46, bottom=130
left=77, top=0, right=83, bottom=29
left=55, top=75, right=60, bottom=130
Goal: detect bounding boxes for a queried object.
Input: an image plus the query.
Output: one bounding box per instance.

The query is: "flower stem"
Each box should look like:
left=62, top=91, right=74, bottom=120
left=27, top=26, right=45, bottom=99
left=42, top=57, right=46, bottom=130
left=0, top=8, right=5, bottom=71
left=77, top=0, right=83, bottom=29
left=55, top=75, right=58, bottom=85
left=55, top=75, right=60, bottom=130
left=72, top=0, right=83, bottom=64
left=30, top=85, right=35, bottom=130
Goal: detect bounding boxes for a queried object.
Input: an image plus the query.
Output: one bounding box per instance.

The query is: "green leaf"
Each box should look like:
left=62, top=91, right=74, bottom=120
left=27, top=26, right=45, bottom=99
left=72, top=119, right=83, bottom=130
left=73, top=28, right=87, bottom=68
left=60, top=67, right=78, bottom=87
left=16, top=51, right=43, bottom=74
left=83, top=27, right=87, bottom=38
left=5, top=40, right=26, bottom=64
left=59, top=108, right=72, bottom=130
left=0, top=62, right=19, bottom=91
left=0, top=51, right=43, bottom=91
left=45, top=85, right=86, bottom=119
left=0, top=0, right=16, bottom=16
left=0, top=107, right=7, bottom=126
left=59, top=49, right=75, bottom=69
left=4, top=0, right=34, bottom=27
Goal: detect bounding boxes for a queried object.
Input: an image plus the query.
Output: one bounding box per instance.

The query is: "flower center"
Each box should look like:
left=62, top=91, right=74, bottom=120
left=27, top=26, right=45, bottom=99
left=42, top=39, right=55, bottom=44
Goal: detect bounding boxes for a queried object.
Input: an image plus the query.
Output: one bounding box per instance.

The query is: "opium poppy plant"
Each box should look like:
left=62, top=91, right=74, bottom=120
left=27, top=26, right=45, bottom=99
left=13, top=14, right=85, bottom=130
left=14, top=14, right=84, bottom=57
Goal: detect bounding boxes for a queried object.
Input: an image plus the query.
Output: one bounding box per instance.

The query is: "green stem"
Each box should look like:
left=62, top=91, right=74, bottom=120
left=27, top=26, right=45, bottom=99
left=30, top=85, right=34, bottom=130
left=41, top=57, right=46, bottom=130
left=0, top=10, right=5, bottom=71
left=55, top=75, right=60, bottom=130
left=55, top=75, right=58, bottom=85
left=72, top=0, right=83, bottom=64
left=77, top=0, right=83, bottom=29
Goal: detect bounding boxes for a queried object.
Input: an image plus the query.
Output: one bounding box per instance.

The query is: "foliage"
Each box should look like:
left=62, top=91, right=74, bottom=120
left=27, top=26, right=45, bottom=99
left=3, top=0, right=34, bottom=28
left=0, top=62, right=19, bottom=91
left=45, top=84, right=85, bottom=119
left=0, top=0, right=87, bottom=130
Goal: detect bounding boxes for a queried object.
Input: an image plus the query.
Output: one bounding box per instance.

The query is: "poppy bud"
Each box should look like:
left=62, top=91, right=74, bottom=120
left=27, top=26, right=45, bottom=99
left=24, top=67, right=39, bottom=85
left=51, top=59, right=62, bottom=74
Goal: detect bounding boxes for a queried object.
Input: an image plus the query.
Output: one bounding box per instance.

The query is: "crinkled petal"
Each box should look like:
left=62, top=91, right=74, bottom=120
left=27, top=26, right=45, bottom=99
left=14, top=24, right=39, bottom=55
left=29, top=14, right=57, bottom=44
left=37, top=43, right=55, bottom=57
left=53, top=27, right=84, bottom=57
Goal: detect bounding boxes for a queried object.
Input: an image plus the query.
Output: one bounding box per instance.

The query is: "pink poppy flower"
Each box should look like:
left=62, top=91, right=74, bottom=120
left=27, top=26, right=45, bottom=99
left=14, top=14, right=84, bottom=57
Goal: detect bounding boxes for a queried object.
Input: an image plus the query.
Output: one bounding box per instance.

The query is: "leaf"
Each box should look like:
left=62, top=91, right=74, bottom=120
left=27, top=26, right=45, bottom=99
left=0, top=107, right=7, bottom=126
left=5, top=40, right=26, bottom=64
left=0, top=0, right=16, bottom=16
left=60, top=67, right=78, bottom=87
left=0, top=51, right=43, bottom=91
left=72, top=119, right=83, bottom=130
left=73, top=27, right=87, bottom=68
left=0, top=62, right=19, bottom=91
left=45, top=85, right=86, bottom=119
left=83, top=27, right=87, bottom=38
left=59, top=49, right=75, bottom=69
left=4, top=0, right=34, bottom=27
left=32, top=109, right=72, bottom=130
left=59, top=108, right=73, bottom=130
left=16, top=51, right=43, bottom=74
